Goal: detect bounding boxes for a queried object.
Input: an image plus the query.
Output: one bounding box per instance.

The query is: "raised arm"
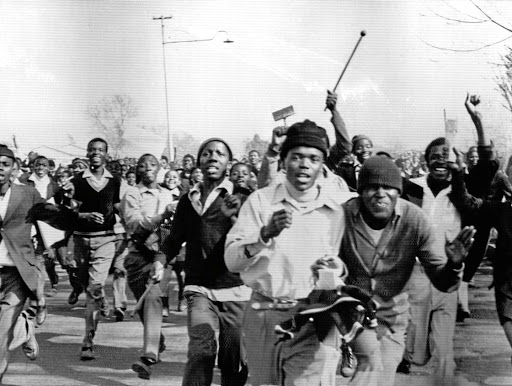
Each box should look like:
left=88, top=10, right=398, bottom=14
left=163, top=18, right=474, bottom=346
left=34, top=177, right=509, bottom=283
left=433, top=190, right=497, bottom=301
left=257, top=126, right=287, bottom=189
left=326, top=90, right=351, bottom=168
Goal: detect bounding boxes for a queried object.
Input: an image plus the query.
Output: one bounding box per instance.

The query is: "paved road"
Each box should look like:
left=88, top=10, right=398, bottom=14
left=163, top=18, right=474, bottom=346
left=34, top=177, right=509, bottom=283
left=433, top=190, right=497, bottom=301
left=2, top=266, right=511, bottom=385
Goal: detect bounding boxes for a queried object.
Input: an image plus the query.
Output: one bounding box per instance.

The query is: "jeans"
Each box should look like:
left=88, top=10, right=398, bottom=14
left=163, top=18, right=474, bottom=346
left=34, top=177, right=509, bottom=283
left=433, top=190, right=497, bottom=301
left=182, top=292, right=247, bottom=386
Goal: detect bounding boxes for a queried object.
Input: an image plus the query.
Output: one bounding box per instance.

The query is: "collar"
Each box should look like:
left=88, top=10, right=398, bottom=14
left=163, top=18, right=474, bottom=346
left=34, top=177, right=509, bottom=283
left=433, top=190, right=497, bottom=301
left=188, top=178, right=233, bottom=201
left=137, top=182, right=163, bottom=194
left=83, top=167, right=113, bottom=179
left=28, top=173, right=50, bottom=183
left=270, top=180, right=341, bottom=211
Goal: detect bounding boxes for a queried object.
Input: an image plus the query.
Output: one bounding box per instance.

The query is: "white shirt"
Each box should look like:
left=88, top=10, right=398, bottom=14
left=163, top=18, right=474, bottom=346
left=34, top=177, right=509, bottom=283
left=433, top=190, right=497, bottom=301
left=0, top=188, right=15, bottom=266
left=225, top=180, right=346, bottom=300
left=28, top=173, right=51, bottom=199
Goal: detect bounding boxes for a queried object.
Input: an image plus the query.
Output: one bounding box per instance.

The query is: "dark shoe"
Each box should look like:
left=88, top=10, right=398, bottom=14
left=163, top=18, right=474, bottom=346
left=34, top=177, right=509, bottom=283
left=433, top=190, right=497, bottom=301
left=68, top=291, right=80, bottom=305
left=22, top=318, right=39, bottom=360
left=36, top=304, right=47, bottom=326
left=132, top=359, right=153, bottom=380
left=80, top=346, right=95, bottom=361
left=456, top=309, right=471, bottom=323
left=396, top=358, right=411, bottom=374
left=114, top=308, right=125, bottom=322
left=339, top=341, right=357, bottom=377
left=159, top=338, right=166, bottom=355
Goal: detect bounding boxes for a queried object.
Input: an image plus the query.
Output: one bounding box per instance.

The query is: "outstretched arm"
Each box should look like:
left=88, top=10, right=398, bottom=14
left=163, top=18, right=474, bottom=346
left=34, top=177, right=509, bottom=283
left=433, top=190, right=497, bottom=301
left=326, top=90, right=351, bottom=168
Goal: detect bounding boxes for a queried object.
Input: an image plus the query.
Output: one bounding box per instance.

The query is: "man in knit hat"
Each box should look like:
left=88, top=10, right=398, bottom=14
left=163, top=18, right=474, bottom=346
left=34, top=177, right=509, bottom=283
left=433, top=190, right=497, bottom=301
left=337, top=155, right=475, bottom=385
left=225, top=120, right=350, bottom=385
left=164, top=138, right=250, bottom=386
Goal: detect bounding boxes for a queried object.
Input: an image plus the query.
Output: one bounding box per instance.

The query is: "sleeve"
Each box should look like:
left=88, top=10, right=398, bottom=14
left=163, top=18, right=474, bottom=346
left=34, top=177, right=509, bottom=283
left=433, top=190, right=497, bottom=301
left=163, top=195, right=188, bottom=262
left=415, top=213, right=463, bottom=293
left=257, top=146, right=281, bottom=189
left=224, top=191, right=273, bottom=273
left=326, top=109, right=351, bottom=169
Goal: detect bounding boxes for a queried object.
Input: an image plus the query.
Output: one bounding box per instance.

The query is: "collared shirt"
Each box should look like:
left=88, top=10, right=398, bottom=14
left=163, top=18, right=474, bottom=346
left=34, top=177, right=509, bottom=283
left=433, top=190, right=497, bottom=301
left=82, top=167, right=114, bottom=192
left=184, top=177, right=250, bottom=302
left=188, top=178, right=234, bottom=215
left=225, top=180, right=346, bottom=300
left=0, top=188, right=14, bottom=266
left=28, top=173, right=51, bottom=199
left=120, top=183, right=176, bottom=237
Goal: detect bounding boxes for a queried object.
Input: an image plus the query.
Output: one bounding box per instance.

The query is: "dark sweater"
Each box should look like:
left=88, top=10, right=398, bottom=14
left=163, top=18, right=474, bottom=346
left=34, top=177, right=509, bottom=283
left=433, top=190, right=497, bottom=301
left=73, top=172, right=120, bottom=233
left=165, top=191, right=244, bottom=289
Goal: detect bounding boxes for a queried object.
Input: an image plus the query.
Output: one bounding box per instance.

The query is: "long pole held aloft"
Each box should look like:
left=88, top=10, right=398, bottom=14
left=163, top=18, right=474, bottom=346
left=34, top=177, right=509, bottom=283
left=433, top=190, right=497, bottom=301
left=325, top=30, right=366, bottom=111
left=153, top=15, right=174, bottom=162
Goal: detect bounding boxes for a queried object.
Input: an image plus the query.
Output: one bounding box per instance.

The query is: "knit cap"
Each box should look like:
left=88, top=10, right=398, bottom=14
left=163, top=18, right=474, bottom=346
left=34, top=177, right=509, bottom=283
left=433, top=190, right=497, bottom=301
left=357, top=156, right=402, bottom=194
left=281, top=120, right=328, bottom=159
left=196, top=138, right=233, bottom=166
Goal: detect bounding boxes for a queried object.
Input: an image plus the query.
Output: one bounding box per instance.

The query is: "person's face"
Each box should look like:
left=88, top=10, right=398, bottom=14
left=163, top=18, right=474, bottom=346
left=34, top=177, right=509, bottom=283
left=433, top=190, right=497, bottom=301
left=108, top=162, right=122, bottom=176
left=138, top=155, right=160, bottom=185
left=121, top=164, right=128, bottom=175
left=230, top=164, right=251, bottom=188
left=34, top=158, right=50, bottom=178
left=57, top=170, right=70, bottom=185
left=428, top=144, right=450, bottom=181
left=199, top=142, right=229, bottom=181
left=249, top=152, right=260, bottom=166
left=284, top=146, right=324, bottom=191
left=361, top=185, right=399, bottom=224
left=87, top=141, right=108, bottom=168
left=73, top=162, right=87, bottom=175
left=467, top=151, right=479, bottom=167
left=126, top=172, right=136, bottom=186
left=191, top=168, right=203, bottom=183
left=160, top=158, right=169, bottom=169
left=0, top=156, right=14, bottom=187
left=353, top=139, right=373, bottom=164
left=164, top=170, right=180, bottom=189
left=183, top=157, right=193, bottom=170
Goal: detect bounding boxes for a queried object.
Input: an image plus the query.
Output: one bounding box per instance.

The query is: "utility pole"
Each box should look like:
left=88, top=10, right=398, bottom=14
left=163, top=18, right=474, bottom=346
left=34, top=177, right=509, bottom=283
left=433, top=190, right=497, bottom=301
left=153, top=15, right=174, bottom=162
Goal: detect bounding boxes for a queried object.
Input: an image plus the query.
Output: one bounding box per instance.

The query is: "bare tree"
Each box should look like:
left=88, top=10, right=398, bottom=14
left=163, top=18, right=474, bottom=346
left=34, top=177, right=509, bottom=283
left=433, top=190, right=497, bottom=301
left=86, top=95, right=137, bottom=158
left=497, top=47, right=512, bottom=113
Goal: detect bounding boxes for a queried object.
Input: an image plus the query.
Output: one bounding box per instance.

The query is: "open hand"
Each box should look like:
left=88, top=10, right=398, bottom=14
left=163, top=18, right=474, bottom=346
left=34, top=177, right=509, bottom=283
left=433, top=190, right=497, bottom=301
left=445, top=226, right=476, bottom=266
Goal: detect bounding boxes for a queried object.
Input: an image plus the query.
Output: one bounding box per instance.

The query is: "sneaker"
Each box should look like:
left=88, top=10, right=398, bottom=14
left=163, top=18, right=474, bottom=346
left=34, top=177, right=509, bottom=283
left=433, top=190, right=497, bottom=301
left=162, top=307, right=169, bottom=318
left=80, top=346, right=95, bottom=361
left=132, top=359, right=152, bottom=380
left=22, top=318, right=39, bottom=360
left=96, top=297, right=110, bottom=317
left=114, top=308, right=125, bottom=322
left=36, top=304, right=48, bottom=326
left=339, top=341, right=356, bottom=377
left=396, top=358, right=411, bottom=374
left=68, top=290, right=80, bottom=305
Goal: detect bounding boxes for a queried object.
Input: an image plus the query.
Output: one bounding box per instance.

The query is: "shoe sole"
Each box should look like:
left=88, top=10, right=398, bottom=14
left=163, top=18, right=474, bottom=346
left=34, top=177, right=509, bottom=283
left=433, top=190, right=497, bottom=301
left=132, top=363, right=150, bottom=380
left=80, top=351, right=95, bottom=361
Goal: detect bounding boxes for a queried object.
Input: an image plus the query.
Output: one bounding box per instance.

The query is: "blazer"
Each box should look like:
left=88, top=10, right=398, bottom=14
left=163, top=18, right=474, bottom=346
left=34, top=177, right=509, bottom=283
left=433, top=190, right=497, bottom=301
left=1, top=184, right=45, bottom=294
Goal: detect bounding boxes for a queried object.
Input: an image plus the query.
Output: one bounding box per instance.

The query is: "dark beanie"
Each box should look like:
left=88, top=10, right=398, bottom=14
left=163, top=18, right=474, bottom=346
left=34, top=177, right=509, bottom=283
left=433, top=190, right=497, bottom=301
left=0, top=146, right=15, bottom=160
left=196, top=137, right=233, bottom=166
left=357, top=156, right=402, bottom=194
left=281, top=120, right=328, bottom=159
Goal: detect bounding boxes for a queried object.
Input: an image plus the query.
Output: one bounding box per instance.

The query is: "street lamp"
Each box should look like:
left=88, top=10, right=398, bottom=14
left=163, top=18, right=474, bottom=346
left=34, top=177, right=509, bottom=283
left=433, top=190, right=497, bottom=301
left=153, top=16, right=233, bottom=162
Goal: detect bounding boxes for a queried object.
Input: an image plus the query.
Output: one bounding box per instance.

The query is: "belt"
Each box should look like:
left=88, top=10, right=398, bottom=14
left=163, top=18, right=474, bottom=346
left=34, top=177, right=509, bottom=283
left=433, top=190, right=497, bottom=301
left=74, top=230, right=116, bottom=237
left=251, top=292, right=302, bottom=311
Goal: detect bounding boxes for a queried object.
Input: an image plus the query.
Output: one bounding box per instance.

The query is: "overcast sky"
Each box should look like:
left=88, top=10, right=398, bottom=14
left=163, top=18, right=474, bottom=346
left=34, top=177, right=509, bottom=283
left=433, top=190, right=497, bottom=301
left=2, top=0, right=512, bottom=158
